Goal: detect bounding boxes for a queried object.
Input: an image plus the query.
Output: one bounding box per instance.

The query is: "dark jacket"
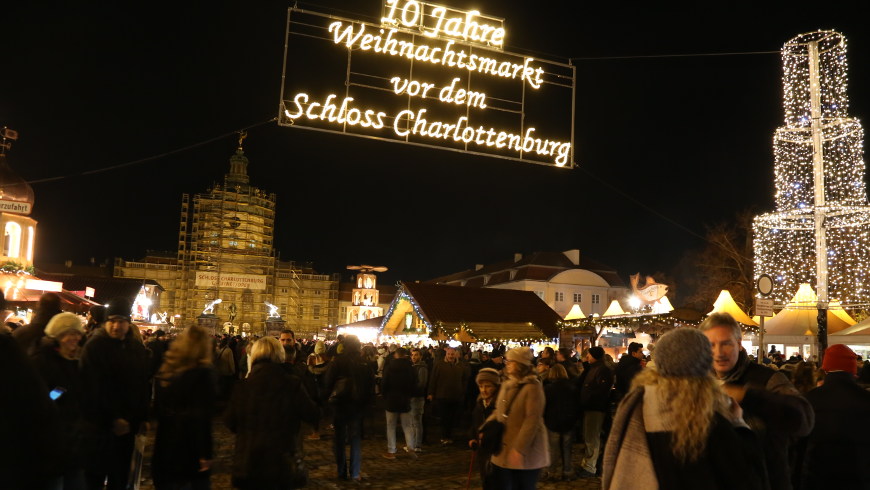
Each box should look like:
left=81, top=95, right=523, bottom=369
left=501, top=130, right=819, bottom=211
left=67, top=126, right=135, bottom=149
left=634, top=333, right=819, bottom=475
left=613, top=354, right=642, bottom=400
left=800, top=371, right=870, bottom=489
left=324, top=351, right=376, bottom=413
left=722, top=352, right=814, bottom=490
left=543, top=377, right=581, bottom=433
left=428, top=359, right=470, bottom=401
left=79, top=327, right=150, bottom=430
left=225, top=360, right=317, bottom=489
left=579, top=360, right=614, bottom=412
left=382, top=356, right=416, bottom=413
left=0, top=333, right=64, bottom=488
left=12, top=308, right=61, bottom=356
left=33, top=339, right=85, bottom=471
left=152, top=366, right=218, bottom=485
left=411, top=359, right=428, bottom=398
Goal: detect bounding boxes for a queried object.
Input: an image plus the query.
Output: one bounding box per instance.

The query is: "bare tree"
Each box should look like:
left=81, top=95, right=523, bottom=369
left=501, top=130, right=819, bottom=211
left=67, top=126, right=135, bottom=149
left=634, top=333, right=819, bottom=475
left=675, top=210, right=755, bottom=312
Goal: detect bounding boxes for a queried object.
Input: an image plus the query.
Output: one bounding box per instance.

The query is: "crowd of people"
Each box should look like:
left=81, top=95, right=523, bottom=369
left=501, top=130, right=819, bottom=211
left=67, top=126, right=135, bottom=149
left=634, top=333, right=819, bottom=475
left=2, top=291, right=870, bottom=490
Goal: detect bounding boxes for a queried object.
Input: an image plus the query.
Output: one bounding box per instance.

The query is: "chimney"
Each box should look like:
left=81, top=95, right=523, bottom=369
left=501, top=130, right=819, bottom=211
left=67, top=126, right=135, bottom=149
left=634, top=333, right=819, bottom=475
left=563, top=249, right=580, bottom=265
left=514, top=253, right=523, bottom=262
left=475, top=264, right=484, bottom=271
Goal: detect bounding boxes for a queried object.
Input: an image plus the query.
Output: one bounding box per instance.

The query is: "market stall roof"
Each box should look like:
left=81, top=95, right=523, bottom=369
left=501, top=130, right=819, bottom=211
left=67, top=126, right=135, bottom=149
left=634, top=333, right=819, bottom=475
left=763, top=284, right=853, bottom=336
left=602, top=300, right=627, bottom=317
left=652, top=296, right=674, bottom=314
left=564, top=304, right=586, bottom=320
left=830, top=316, right=870, bottom=337
left=36, top=272, right=163, bottom=305
left=2, top=272, right=100, bottom=311
left=381, top=282, right=562, bottom=340
left=709, top=290, right=758, bottom=327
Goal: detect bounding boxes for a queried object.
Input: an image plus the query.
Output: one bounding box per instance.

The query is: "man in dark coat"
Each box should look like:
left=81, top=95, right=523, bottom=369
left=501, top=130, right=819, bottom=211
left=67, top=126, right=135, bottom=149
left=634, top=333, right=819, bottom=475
left=12, top=292, right=62, bottom=356
left=145, top=329, right=168, bottom=377
left=800, top=344, right=870, bottom=488
left=613, top=342, right=644, bottom=401
left=381, top=347, right=418, bottom=459
left=427, top=346, right=470, bottom=445
left=577, top=346, right=614, bottom=477
left=324, top=335, right=375, bottom=482
left=701, top=312, right=814, bottom=490
left=79, top=298, right=151, bottom=490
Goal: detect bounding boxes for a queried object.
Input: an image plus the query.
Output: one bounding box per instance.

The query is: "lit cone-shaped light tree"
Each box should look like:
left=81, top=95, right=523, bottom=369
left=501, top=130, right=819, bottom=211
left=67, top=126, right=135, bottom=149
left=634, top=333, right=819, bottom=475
left=754, top=31, right=870, bottom=317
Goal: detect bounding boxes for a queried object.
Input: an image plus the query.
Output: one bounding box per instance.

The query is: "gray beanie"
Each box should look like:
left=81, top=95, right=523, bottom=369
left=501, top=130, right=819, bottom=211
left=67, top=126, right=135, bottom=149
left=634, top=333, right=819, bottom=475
left=653, top=328, right=713, bottom=378
left=476, top=367, right=502, bottom=386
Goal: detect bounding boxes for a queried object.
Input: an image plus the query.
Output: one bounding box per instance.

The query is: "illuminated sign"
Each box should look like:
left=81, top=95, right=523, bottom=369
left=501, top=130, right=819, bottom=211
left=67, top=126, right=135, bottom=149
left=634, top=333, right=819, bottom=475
left=194, top=271, right=267, bottom=290
left=279, top=1, right=575, bottom=168
left=24, top=279, right=63, bottom=292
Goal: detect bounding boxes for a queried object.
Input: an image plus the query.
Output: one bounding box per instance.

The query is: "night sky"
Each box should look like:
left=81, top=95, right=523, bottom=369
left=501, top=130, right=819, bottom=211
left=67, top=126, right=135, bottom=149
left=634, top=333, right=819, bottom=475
left=3, top=1, right=868, bottom=289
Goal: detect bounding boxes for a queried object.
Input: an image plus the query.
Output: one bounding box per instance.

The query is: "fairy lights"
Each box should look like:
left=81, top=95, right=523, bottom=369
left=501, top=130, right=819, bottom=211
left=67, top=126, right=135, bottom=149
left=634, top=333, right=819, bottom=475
left=754, top=30, right=870, bottom=306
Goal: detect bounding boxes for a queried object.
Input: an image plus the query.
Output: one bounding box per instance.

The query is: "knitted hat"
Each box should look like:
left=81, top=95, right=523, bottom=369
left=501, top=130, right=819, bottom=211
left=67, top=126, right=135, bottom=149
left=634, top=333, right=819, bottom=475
left=506, top=346, right=533, bottom=366
left=44, top=312, right=85, bottom=338
left=822, top=344, right=857, bottom=375
left=476, top=367, right=502, bottom=386
left=105, top=298, right=132, bottom=320
left=653, top=328, right=713, bottom=378
left=588, top=346, right=605, bottom=361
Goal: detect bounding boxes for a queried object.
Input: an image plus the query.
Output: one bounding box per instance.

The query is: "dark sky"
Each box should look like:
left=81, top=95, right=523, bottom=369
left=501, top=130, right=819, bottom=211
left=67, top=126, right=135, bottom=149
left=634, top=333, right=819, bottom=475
left=3, top=1, right=868, bottom=286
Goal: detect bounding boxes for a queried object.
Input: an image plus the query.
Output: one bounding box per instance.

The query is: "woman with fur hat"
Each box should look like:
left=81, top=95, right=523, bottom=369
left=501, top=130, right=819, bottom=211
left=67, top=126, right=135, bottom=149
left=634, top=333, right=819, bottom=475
left=468, top=367, right=502, bottom=489
left=602, top=328, right=768, bottom=490
left=485, top=347, right=549, bottom=489
left=33, top=312, right=87, bottom=489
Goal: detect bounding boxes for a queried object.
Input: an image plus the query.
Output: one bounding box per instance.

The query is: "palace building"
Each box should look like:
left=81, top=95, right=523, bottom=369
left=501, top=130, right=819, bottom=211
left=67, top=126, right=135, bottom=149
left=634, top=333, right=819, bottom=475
left=114, top=136, right=338, bottom=335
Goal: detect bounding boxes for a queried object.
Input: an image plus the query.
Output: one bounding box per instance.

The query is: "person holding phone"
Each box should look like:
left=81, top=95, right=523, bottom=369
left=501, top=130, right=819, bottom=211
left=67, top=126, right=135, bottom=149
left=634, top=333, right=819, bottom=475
left=34, top=312, right=87, bottom=489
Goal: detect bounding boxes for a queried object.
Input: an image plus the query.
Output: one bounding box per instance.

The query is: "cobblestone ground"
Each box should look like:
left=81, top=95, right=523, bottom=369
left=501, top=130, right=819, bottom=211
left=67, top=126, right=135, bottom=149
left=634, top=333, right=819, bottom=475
left=137, top=401, right=602, bottom=490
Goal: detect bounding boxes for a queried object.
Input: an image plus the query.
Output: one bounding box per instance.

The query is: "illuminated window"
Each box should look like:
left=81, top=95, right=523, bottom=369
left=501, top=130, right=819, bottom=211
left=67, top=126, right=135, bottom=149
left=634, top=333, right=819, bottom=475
left=573, top=293, right=582, bottom=303
left=554, top=292, right=564, bottom=302
left=3, top=222, right=22, bottom=258
left=592, top=294, right=600, bottom=304
left=313, top=305, right=321, bottom=319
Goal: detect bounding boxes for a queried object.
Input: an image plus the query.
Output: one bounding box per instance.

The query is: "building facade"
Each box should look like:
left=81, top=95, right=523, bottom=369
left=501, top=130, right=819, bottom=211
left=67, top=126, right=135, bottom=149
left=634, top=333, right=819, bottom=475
left=428, top=249, right=629, bottom=318
left=115, top=140, right=338, bottom=336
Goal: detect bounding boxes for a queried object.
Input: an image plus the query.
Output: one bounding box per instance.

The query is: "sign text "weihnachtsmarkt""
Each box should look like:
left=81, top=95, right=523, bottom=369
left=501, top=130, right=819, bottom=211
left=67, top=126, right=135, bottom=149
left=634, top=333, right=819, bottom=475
left=278, top=0, right=575, bottom=168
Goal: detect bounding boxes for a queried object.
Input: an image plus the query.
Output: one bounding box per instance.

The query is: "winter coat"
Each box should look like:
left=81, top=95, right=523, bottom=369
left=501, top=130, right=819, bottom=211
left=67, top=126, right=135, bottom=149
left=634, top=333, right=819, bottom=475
left=382, top=356, right=416, bottom=413
left=487, top=374, right=550, bottom=470
left=579, top=360, right=614, bottom=412
left=428, top=359, right=470, bottom=401
left=33, top=339, right=85, bottom=471
left=603, top=385, right=769, bottom=490
left=543, top=377, right=580, bottom=433
left=614, top=354, right=643, bottom=400
left=152, top=367, right=218, bottom=486
left=411, top=359, right=428, bottom=398
left=79, top=327, right=150, bottom=430
left=215, top=345, right=236, bottom=376
left=721, top=352, right=814, bottom=490
left=225, top=360, right=317, bottom=489
left=0, top=333, right=64, bottom=488
left=12, top=308, right=61, bottom=356
left=323, top=351, right=376, bottom=414
left=800, top=371, right=870, bottom=488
